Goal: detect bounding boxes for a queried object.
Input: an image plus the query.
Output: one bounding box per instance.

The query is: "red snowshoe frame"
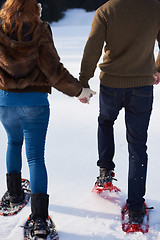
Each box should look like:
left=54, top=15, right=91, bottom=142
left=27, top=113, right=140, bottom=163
left=121, top=203, right=149, bottom=234
left=92, top=182, right=121, bottom=194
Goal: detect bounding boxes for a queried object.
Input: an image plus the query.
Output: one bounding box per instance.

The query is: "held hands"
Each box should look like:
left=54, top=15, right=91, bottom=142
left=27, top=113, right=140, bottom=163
left=77, top=88, right=96, bottom=104
left=153, top=72, right=160, bottom=85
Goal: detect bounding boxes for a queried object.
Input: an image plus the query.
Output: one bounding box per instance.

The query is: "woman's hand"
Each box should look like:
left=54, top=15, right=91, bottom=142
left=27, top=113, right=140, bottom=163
left=77, top=88, right=96, bottom=104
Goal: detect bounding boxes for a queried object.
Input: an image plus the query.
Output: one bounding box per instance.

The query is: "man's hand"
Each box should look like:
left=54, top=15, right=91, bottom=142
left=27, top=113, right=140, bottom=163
left=77, top=88, right=96, bottom=104
left=37, top=3, right=42, bottom=18
left=153, top=72, right=160, bottom=85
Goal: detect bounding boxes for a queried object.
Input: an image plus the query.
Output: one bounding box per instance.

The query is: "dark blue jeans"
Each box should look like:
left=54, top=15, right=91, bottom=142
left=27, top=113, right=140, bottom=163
left=0, top=105, right=50, bottom=194
left=97, top=84, right=153, bottom=211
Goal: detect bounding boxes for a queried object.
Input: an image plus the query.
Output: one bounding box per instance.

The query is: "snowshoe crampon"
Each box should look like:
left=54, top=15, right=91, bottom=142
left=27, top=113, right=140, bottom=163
left=24, top=215, right=59, bottom=240
left=121, top=203, right=149, bottom=234
left=0, top=178, right=31, bottom=216
left=92, top=182, right=121, bottom=194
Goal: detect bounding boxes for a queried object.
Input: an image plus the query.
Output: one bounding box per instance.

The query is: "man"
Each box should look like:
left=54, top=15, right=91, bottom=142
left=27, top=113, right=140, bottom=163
left=78, top=0, right=160, bottom=224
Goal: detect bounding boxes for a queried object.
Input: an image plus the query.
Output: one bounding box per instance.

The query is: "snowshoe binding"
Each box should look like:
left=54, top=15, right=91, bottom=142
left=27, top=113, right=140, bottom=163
left=24, top=215, right=59, bottom=240
left=92, top=168, right=120, bottom=193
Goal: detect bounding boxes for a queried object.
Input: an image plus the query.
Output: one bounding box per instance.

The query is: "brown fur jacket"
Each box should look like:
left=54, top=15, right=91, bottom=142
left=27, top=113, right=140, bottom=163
left=0, top=21, right=82, bottom=97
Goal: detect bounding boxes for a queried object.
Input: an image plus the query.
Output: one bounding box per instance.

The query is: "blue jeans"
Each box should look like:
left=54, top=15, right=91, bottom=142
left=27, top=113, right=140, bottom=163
left=0, top=105, right=50, bottom=194
left=97, top=84, right=153, bottom=210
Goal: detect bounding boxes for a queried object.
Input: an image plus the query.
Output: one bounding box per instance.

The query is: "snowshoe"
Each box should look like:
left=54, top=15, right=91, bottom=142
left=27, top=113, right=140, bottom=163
left=24, top=215, right=59, bottom=240
left=0, top=179, right=31, bottom=216
left=121, top=203, right=151, bottom=234
left=92, top=168, right=120, bottom=193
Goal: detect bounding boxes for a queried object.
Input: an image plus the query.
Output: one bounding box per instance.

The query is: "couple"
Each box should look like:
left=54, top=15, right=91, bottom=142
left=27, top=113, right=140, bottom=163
left=0, top=0, right=160, bottom=238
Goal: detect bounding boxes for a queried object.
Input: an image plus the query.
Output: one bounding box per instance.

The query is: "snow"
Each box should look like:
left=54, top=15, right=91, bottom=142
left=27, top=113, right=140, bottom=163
left=0, top=8, right=160, bottom=240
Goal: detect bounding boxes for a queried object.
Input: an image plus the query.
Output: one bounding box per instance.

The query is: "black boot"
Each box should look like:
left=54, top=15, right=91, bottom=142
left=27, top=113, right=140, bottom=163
left=95, top=168, right=115, bottom=187
left=31, top=193, right=49, bottom=238
left=3, top=173, right=24, bottom=206
left=128, top=204, right=146, bottom=224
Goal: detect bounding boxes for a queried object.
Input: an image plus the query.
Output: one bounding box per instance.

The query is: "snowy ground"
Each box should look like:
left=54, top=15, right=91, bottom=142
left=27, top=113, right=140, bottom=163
left=0, top=9, right=160, bottom=240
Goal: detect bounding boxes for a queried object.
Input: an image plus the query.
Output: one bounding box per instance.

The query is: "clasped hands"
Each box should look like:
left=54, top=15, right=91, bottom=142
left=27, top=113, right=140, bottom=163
left=77, top=88, right=96, bottom=104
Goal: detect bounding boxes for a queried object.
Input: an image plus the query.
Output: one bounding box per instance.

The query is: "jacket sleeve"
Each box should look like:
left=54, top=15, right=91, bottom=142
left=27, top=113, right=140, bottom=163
left=79, top=10, right=107, bottom=87
left=156, top=30, right=160, bottom=73
left=38, top=24, right=82, bottom=97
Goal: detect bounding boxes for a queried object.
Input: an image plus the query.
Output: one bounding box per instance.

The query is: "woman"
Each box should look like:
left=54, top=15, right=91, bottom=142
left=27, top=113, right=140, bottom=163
left=0, top=0, right=94, bottom=237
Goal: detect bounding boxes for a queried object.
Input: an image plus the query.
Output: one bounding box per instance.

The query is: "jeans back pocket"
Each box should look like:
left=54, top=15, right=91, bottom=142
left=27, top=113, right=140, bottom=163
left=129, top=86, right=153, bottom=114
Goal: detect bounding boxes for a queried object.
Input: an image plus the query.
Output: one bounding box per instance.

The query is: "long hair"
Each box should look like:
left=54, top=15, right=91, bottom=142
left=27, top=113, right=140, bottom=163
left=0, top=0, right=40, bottom=41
